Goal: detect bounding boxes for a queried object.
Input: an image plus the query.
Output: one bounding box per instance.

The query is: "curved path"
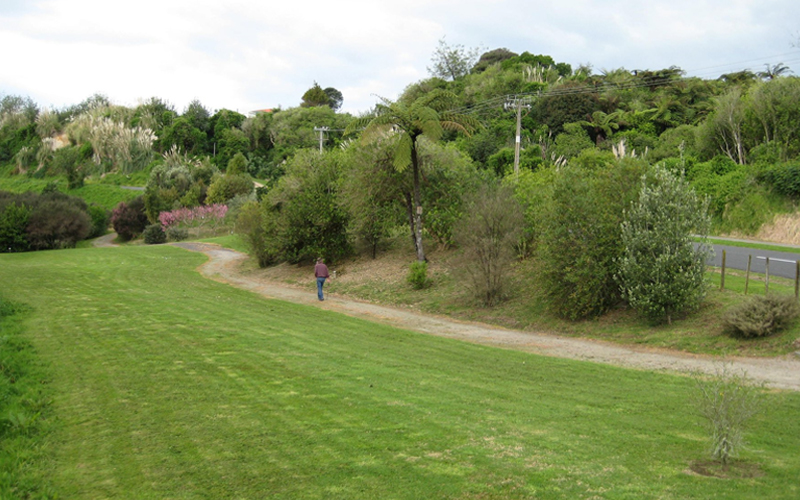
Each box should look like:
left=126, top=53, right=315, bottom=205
left=172, top=242, right=800, bottom=391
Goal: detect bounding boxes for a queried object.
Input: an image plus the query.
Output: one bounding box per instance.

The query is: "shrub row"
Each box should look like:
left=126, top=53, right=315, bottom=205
left=0, top=189, right=107, bottom=252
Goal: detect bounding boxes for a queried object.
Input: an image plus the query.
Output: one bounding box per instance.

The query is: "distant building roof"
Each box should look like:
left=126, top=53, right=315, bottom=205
left=250, top=108, right=275, bottom=115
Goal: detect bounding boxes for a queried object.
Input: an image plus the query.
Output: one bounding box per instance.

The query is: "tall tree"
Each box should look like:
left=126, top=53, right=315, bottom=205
left=301, top=82, right=331, bottom=108
left=427, top=37, right=481, bottom=81
left=323, top=87, right=344, bottom=111
left=346, top=89, right=479, bottom=262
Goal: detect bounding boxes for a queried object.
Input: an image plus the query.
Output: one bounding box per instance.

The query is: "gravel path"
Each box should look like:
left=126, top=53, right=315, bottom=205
left=173, top=242, right=800, bottom=391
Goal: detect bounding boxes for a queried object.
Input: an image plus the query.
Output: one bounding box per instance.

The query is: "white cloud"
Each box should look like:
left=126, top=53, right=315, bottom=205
left=1, top=0, right=799, bottom=116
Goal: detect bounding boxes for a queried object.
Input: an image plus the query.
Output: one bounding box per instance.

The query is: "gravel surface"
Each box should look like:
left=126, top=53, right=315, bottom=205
left=171, top=241, right=800, bottom=391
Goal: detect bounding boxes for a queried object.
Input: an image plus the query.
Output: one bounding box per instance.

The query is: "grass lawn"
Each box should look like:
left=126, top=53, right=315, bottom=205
left=1, top=245, right=799, bottom=498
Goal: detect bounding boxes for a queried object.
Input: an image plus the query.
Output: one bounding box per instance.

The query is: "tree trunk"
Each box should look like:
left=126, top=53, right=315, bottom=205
left=404, top=191, right=418, bottom=255
left=411, top=141, right=426, bottom=262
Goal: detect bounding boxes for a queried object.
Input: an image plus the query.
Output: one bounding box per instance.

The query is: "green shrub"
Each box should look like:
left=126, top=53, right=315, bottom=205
left=0, top=202, right=30, bottom=253
left=407, top=261, right=430, bottom=290
left=454, top=184, right=522, bottom=306
left=617, top=166, right=712, bottom=324
left=165, top=226, right=189, bottom=242
left=723, top=294, right=800, bottom=338
left=205, top=174, right=254, bottom=204
left=235, top=201, right=280, bottom=268
left=757, top=161, right=800, bottom=198
left=537, top=158, right=647, bottom=320
left=24, top=193, right=91, bottom=250
left=87, top=205, right=110, bottom=238
left=111, top=196, right=148, bottom=241
left=143, top=224, right=166, bottom=244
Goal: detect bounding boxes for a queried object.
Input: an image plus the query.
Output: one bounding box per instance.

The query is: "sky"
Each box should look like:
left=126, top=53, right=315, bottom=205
left=1, top=0, right=799, bottom=116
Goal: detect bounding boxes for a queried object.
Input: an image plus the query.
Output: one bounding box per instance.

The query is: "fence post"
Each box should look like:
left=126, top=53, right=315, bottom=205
left=765, top=257, right=770, bottom=295
left=745, top=254, right=751, bottom=295
left=795, top=260, right=799, bottom=300
left=720, top=250, right=726, bottom=290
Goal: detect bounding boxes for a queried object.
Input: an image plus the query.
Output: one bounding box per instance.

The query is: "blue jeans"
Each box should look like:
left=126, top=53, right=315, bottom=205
left=316, top=277, right=326, bottom=300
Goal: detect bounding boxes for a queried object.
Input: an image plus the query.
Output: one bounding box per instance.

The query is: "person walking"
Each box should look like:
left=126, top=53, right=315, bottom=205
left=314, top=257, right=330, bottom=301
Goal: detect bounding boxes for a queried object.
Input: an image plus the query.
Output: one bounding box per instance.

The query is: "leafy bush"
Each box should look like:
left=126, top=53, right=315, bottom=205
left=0, top=202, right=30, bottom=252
left=205, top=174, right=254, bottom=204
left=87, top=204, right=110, bottom=238
left=407, top=261, right=430, bottom=290
left=111, top=196, right=148, bottom=241
left=264, top=149, right=351, bottom=263
left=693, top=364, right=764, bottom=464
left=1, top=190, right=94, bottom=251
left=537, top=158, right=647, bottom=320
left=165, top=226, right=189, bottom=242
left=236, top=201, right=280, bottom=267
left=454, top=184, right=523, bottom=306
left=723, top=294, right=800, bottom=338
left=757, top=161, right=800, bottom=198
left=26, top=197, right=92, bottom=249
left=143, top=224, right=166, bottom=244
left=617, top=166, right=712, bottom=324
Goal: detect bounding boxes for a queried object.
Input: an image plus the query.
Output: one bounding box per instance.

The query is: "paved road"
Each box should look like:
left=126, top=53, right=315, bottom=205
left=706, top=241, right=800, bottom=279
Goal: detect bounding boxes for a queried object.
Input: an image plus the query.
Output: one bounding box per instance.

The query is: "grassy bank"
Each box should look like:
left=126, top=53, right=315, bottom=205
left=1, top=245, right=799, bottom=498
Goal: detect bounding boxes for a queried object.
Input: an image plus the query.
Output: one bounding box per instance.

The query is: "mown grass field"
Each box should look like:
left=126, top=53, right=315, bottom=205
left=1, top=244, right=800, bottom=498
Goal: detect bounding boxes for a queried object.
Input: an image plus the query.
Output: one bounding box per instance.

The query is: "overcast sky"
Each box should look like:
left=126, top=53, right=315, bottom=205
left=1, top=0, right=799, bottom=116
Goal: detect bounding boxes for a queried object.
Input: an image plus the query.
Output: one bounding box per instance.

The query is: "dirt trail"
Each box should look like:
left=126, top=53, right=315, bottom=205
left=172, top=242, right=800, bottom=391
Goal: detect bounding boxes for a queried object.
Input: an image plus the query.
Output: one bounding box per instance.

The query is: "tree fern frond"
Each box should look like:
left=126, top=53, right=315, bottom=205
left=393, top=134, right=413, bottom=171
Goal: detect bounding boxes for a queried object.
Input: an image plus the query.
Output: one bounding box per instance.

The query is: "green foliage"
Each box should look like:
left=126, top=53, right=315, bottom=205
left=693, top=365, right=764, bottom=465
left=300, top=82, right=332, bottom=108
left=723, top=294, right=800, bottom=338
left=111, top=196, right=148, bottom=241
left=165, top=225, right=188, bottom=242
left=757, top=161, right=800, bottom=198
left=159, top=117, right=207, bottom=155
left=537, top=158, right=647, bottom=320
left=533, top=83, right=599, bottom=136
left=143, top=223, right=166, bottom=244
left=269, top=106, right=352, bottom=156
left=205, top=174, right=253, bottom=204
left=338, top=140, right=404, bottom=259
left=215, top=128, right=249, bottom=171
left=407, top=261, right=431, bottom=289
left=427, top=37, right=480, bottom=81
left=235, top=201, right=280, bottom=267
left=617, top=166, right=712, bottom=324
left=265, top=149, right=351, bottom=263
left=715, top=186, right=792, bottom=235
left=454, top=183, right=523, bottom=306
left=471, top=47, right=518, bottom=74
left=86, top=204, right=110, bottom=238
left=419, top=142, right=484, bottom=248
left=226, top=152, right=248, bottom=176
left=346, top=89, right=480, bottom=262
left=51, top=145, right=86, bottom=189
left=0, top=190, right=92, bottom=250
left=552, top=123, right=594, bottom=160
left=0, top=201, right=30, bottom=252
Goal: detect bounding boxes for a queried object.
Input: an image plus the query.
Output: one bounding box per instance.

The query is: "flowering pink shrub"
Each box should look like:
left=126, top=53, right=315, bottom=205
left=158, top=204, right=228, bottom=229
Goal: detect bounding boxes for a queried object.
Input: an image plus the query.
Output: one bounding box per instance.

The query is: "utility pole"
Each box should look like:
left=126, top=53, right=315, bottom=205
left=313, top=126, right=329, bottom=153
left=504, top=96, right=532, bottom=175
